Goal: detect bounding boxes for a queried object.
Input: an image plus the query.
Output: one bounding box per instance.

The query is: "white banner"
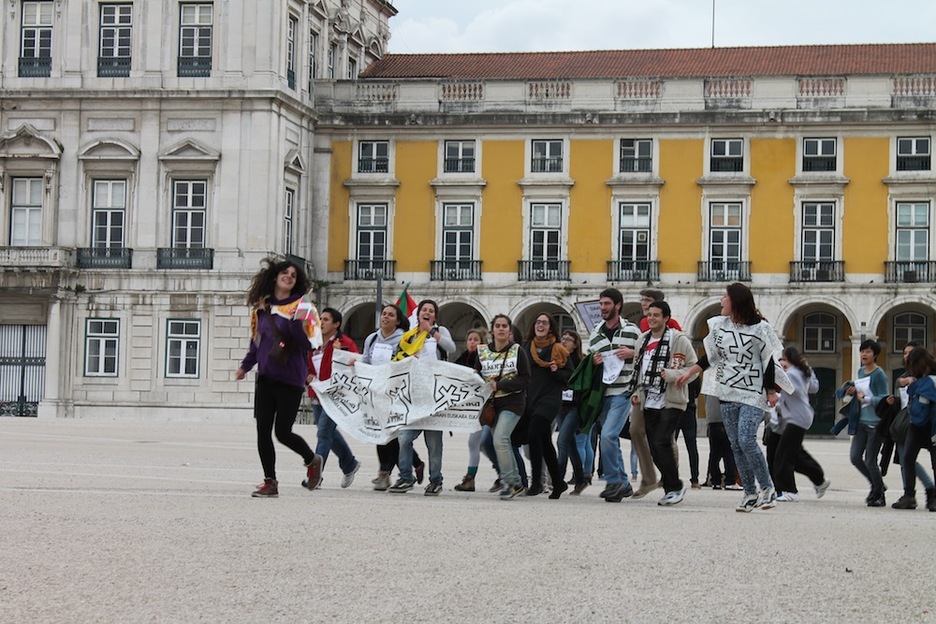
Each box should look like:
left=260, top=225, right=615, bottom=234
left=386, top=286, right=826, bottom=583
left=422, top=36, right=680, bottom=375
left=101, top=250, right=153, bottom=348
left=311, top=350, right=492, bottom=444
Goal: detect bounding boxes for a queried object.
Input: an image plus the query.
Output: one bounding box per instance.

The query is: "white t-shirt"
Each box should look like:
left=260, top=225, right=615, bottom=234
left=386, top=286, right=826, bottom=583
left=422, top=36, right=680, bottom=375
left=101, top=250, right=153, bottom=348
left=639, top=338, right=665, bottom=409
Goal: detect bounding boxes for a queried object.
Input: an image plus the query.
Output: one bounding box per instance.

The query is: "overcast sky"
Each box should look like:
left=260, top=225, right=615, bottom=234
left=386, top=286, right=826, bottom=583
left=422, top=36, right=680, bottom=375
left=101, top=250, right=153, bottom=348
left=387, top=0, right=936, bottom=54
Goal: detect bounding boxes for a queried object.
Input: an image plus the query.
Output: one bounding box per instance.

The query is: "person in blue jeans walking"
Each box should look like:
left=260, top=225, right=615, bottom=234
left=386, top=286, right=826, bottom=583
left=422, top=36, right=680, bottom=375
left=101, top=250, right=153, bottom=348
left=587, top=288, right=640, bottom=503
left=845, top=339, right=889, bottom=507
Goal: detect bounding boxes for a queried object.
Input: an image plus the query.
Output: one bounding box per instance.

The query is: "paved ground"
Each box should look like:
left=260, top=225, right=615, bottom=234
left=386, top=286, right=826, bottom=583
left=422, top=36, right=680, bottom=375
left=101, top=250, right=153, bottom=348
left=2, top=417, right=935, bottom=623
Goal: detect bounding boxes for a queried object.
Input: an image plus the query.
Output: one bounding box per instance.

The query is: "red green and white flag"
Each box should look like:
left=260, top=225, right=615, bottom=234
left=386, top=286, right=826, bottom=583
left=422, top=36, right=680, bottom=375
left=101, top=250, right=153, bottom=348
left=396, top=285, right=418, bottom=324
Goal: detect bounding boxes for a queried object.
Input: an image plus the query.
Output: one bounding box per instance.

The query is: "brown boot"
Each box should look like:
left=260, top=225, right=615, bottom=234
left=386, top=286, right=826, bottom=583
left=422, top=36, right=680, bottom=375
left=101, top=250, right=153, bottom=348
left=454, top=474, right=475, bottom=492
left=373, top=471, right=391, bottom=491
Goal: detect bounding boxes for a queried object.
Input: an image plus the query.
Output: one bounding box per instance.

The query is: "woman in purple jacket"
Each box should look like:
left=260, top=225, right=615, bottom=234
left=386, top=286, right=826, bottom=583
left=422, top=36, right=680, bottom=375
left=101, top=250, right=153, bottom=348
left=235, top=258, right=324, bottom=498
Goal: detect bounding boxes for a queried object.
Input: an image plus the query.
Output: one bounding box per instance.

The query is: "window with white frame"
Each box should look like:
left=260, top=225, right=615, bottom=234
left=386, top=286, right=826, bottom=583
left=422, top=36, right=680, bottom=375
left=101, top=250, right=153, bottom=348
left=91, top=180, right=126, bottom=248
left=308, top=30, right=318, bottom=91
left=284, top=187, right=295, bottom=255
left=896, top=202, right=929, bottom=262
left=443, top=140, right=476, bottom=173
left=531, top=140, right=563, bottom=173
left=98, top=4, right=132, bottom=77
left=179, top=3, right=212, bottom=77
left=803, top=138, right=837, bottom=172
left=358, top=141, right=389, bottom=173
left=166, top=320, right=200, bottom=378
left=442, top=203, right=474, bottom=261
left=897, top=137, right=931, bottom=171
left=530, top=203, right=562, bottom=261
left=894, top=312, right=927, bottom=352
left=172, top=180, right=207, bottom=248
left=803, top=312, right=836, bottom=353
left=85, top=319, right=119, bottom=376
left=348, top=57, right=357, bottom=79
left=710, top=138, right=743, bottom=172
left=10, top=178, right=43, bottom=246
left=286, top=15, right=297, bottom=89
left=618, top=202, right=651, bottom=263
left=708, top=202, right=742, bottom=266
left=356, top=204, right=387, bottom=263
left=620, top=139, right=652, bottom=173
left=328, top=43, right=337, bottom=79
left=20, top=1, right=53, bottom=77
left=802, top=202, right=835, bottom=262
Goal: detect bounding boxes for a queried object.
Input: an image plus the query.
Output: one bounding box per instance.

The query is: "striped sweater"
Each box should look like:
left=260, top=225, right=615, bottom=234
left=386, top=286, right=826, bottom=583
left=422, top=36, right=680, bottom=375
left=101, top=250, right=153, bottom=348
left=587, top=318, right=640, bottom=396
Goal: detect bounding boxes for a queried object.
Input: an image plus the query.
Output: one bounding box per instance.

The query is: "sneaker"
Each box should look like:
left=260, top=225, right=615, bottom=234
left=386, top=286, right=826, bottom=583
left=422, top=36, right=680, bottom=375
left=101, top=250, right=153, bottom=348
left=598, top=484, right=616, bottom=499
left=815, top=479, right=831, bottom=499
left=571, top=481, right=590, bottom=496
left=548, top=480, right=568, bottom=500
left=926, top=488, right=936, bottom=512
left=891, top=495, right=917, bottom=509
left=488, top=478, right=503, bottom=493
left=525, top=485, right=544, bottom=497
left=736, top=493, right=758, bottom=512
left=605, top=482, right=634, bottom=503
left=658, top=486, right=686, bottom=506
left=725, top=483, right=744, bottom=491
left=424, top=481, right=443, bottom=496
left=373, top=472, right=391, bottom=491
left=867, top=493, right=886, bottom=507
left=756, top=486, right=777, bottom=510
left=632, top=480, right=660, bottom=500
left=776, top=491, right=800, bottom=502
left=252, top=478, right=279, bottom=498
left=453, top=474, right=475, bottom=492
left=388, top=478, right=415, bottom=493
left=414, top=462, right=425, bottom=485
left=499, top=483, right=524, bottom=500
left=304, top=455, right=323, bottom=491
left=340, top=460, right=361, bottom=489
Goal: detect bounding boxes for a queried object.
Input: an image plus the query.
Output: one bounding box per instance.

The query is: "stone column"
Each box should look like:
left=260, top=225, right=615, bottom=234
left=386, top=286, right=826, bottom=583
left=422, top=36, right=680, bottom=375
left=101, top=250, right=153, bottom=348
left=37, top=294, right=61, bottom=418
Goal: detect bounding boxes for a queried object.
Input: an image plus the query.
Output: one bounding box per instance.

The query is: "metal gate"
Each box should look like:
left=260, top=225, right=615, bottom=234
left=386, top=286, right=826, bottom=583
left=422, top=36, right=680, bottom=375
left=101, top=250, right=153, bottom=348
left=0, top=325, right=47, bottom=417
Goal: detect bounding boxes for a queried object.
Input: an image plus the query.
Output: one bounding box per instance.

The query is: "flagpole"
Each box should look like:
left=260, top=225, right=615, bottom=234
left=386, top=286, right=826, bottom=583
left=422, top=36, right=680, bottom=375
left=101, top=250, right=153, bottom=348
left=375, top=273, right=383, bottom=330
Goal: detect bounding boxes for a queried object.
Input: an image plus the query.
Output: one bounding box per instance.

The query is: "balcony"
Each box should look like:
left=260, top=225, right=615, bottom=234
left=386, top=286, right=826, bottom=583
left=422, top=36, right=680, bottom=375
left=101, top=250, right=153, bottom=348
left=518, top=260, right=570, bottom=281
left=358, top=158, right=389, bottom=173
left=344, top=260, right=396, bottom=281
left=619, top=157, right=652, bottom=173
left=18, top=57, right=51, bottom=78
left=803, top=157, right=837, bottom=172
left=430, top=260, right=482, bottom=281
left=697, top=261, right=751, bottom=282
left=885, top=261, right=936, bottom=283
left=0, top=247, right=74, bottom=269
left=710, top=157, right=743, bottom=173
left=607, top=260, right=660, bottom=282
left=897, top=155, right=932, bottom=171
left=443, top=158, right=475, bottom=173
left=76, top=248, right=133, bottom=269
left=531, top=157, right=563, bottom=173
left=156, top=247, right=214, bottom=270
left=789, top=261, right=845, bottom=282
left=97, top=57, right=131, bottom=78
left=177, top=56, right=211, bottom=78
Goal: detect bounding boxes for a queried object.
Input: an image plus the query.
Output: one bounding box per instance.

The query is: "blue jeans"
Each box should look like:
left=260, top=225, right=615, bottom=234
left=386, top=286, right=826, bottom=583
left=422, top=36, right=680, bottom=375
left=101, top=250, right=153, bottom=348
left=398, top=429, right=443, bottom=485
left=492, top=409, right=522, bottom=487
left=721, top=401, right=773, bottom=496
left=849, top=423, right=884, bottom=496
left=576, top=426, right=596, bottom=476
left=313, top=404, right=356, bottom=475
left=597, top=393, right=632, bottom=486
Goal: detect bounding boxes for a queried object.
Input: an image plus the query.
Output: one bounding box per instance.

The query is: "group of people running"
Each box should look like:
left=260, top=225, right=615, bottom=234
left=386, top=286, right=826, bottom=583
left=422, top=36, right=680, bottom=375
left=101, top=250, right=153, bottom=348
left=234, top=256, right=936, bottom=512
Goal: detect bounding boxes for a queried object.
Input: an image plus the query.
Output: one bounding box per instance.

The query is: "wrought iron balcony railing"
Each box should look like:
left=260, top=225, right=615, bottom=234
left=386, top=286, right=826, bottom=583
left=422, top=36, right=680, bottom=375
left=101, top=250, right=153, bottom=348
left=177, top=56, right=211, bottom=78
left=76, top=247, right=133, bottom=269
left=697, top=260, right=751, bottom=282
left=518, top=260, right=570, bottom=281
left=607, top=260, right=660, bottom=282
left=789, top=260, right=845, bottom=282
left=156, top=247, right=214, bottom=269
left=344, top=259, right=395, bottom=281
left=885, top=261, right=936, bottom=283
left=97, top=57, right=131, bottom=78
left=430, top=260, right=482, bottom=281
left=18, top=57, right=51, bottom=78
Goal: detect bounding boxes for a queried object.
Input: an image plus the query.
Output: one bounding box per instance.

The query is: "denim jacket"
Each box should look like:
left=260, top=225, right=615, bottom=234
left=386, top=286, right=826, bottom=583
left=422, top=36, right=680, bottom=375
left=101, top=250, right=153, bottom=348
left=907, top=375, right=936, bottom=437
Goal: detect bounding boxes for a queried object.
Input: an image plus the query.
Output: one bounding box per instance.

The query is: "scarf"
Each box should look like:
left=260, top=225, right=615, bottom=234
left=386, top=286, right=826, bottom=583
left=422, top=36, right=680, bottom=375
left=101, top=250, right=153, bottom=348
left=529, top=336, right=569, bottom=369
left=393, top=327, right=428, bottom=361
left=633, top=329, right=672, bottom=394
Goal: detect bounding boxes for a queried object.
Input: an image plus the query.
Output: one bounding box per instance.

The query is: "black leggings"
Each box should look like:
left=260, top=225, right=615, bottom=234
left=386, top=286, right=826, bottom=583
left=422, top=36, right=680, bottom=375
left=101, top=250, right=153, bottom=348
left=376, top=439, right=423, bottom=473
left=255, top=376, right=315, bottom=480
left=902, top=422, right=936, bottom=496
left=527, top=412, right=562, bottom=489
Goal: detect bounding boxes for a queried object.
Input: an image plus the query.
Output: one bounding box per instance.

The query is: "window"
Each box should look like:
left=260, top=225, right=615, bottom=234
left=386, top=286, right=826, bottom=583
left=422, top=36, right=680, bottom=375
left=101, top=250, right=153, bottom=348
left=531, top=140, right=563, bottom=173
left=166, top=320, right=200, bottom=378
left=356, top=204, right=387, bottom=262
left=286, top=15, right=297, bottom=89
left=803, top=313, right=836, bottom=353
left=10, top=178, right=43, bottom=246
left=530, top=203, right=562, bottom=261
left=98, top=4, right=132, bottom=77
left=172, top=180, right=207, bottom=248
left=710, top=138, right=743, bottom=172
left=442, top=203, right=473, bottom=261
left=91, top=180, right=126, bottom=248
left=358, top=141, right=389, bottom=173
left=709, top=202, right=742, bottom=266
left=802, top=202, right=835, bottom=262
left=178, top=3, right=212, bottom=77
left=803, top=138, right=837, bottom=172
left=284, top=188, right=295, bottom=255
left=443, top=140, right=475, bottom=173
left=620, top=139, right=652, bottom=173
left=896, top=202, right=930, bottom=261
left=328, top=43, right=337, bottom=79
left=348, top=57, right=357, bottom=80
left=308, top=30, right=318, bottom=91
left=619, top=202, right=651, bottom=262
left=85, top=319, right=119, bottom=376
left=897, top=137, right=931, bottom=171
left=894, top=312, right=926, bottom=352
left=20, top=1, right=53, bottom=77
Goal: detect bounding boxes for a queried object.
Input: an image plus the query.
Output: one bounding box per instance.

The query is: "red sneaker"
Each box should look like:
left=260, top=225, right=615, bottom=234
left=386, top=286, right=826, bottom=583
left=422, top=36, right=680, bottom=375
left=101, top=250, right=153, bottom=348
left=252, top=478, right=279, bottom=498
left=304, top=454, right=323, bottom=490
left=415, top=462, right=425, bottom=485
